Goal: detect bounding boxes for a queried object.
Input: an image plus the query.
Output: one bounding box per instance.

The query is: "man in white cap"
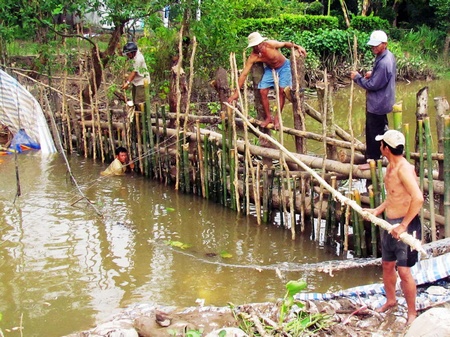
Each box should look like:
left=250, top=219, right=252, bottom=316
left=364, top=129, right=423, bottom=325
left=228, top=32, right=307, bottom=130
left=350, top=30, right=396, bottom=170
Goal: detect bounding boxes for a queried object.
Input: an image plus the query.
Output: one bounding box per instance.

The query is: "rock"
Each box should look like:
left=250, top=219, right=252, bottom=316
left=404, top=307, right=450, bottom=337
left=205, top=327, right=248, bottom=337
left=91, top=320, right=138, bottom=337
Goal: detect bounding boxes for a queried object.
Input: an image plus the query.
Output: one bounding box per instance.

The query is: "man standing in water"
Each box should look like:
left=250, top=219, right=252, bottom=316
left=364, top=130, right=423, bottom=325
left=350, top=30, right=396, bottom=170
left=227, top=32, right=307, bottom=130
left=101, top=147, right=135, bottom=176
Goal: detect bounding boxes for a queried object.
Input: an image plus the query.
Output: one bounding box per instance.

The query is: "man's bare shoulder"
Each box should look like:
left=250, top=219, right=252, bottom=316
left=264, top=40, right=284, bottom=48
left=397, top=157, right=418, bottom=178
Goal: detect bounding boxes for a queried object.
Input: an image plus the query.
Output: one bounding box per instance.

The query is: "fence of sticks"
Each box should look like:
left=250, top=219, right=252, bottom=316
left=7, top=46, right=449, bottom=260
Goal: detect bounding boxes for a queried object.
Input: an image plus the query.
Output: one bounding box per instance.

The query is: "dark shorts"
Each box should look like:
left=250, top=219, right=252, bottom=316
left=381, top=215, right=421, bottom=267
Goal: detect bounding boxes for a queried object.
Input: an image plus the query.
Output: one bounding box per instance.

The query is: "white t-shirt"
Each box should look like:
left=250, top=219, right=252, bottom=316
left=131, top=50, right=150, bottom=86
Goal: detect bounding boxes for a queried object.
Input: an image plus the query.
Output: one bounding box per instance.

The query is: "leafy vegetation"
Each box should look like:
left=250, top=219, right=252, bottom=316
left=230, top=279, right=334, bottom=336
left=0, top=0, right=448, bottom=103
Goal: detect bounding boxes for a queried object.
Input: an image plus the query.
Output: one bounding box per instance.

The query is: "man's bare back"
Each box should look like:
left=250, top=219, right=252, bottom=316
left=248, top=40, right=289, bottom=69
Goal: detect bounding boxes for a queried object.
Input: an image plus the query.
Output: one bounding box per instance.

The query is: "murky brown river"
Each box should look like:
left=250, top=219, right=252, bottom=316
left=0, top=80, right=448, bottom=336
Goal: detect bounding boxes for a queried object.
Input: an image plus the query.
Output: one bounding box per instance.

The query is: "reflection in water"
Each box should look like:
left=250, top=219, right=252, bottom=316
left=0, top=80, right=447, bottom=337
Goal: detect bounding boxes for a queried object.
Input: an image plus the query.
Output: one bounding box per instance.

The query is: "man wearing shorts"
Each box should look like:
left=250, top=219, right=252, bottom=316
left=364, top=130, right=423, bottom=325
left=228, top=32, right=307, bottom=130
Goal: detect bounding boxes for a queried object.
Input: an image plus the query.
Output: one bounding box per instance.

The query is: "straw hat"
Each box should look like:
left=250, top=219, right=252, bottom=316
left=247, top=32, right=267, bottom=48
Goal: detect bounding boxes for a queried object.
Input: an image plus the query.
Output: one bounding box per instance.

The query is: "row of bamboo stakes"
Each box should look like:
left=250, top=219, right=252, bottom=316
left=39, top=79, right=446, bottom=259
left=9, top=36, right=448, bottom=259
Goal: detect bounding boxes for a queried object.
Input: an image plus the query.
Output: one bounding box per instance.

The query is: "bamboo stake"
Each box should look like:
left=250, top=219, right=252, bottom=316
left=62, top=36, right=73, bottom=154
left=230, top=148, right=236, bottom=210
left=230, top=109, right=240, bottom=213
left=221, top=113, right=227, bottom=206
left=418, top=119, right=425, bottom=240
left=354, top=189, right=366, bottom=257
left=204, top=134, right=210, bottom=199
left=316, top=71, right=329, bottom=241
left=403, top=123, right=410, bottom=162
left=424, top=117, right=436, bottom=241
left=135, top=109, right=144, bottom=174
left=444, top=116, right=450, bottom=238
left=228, top=104, right=426, bottom=257
left=300, top=174, right=306, bottom=232
left=174, top=26, right=184, bottom=190
left=368, top=186, right=378, bottom=257
left=196, top=121, right=206, bottom=197
left=262, top=166, right=269, bottom=222
left=255, top=164, right=262, bottom=225
left=80, top=65, right=88, bottom=157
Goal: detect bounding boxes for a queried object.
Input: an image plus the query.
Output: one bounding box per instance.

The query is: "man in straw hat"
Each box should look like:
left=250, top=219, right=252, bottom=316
left=364, top=129, right=423, bottom=325
left=350, top=30, right=396, bottom=170
left=228, top=32, right=306, bottom=130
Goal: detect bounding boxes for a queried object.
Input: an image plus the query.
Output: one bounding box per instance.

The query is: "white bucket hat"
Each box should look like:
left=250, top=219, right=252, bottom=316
left=367, top=30, right=388, bottom=46
left=247, top=32, right=267, bottom=48
left=375, top=129, right=405, bottom=148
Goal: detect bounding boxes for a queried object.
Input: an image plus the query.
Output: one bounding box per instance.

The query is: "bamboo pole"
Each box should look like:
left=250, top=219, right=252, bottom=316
left=196, top=121, right=206, bottom=198
left=354, top=189, right=366, bottom=257
left=418, top=120, right=425, bottom=240
left=316, top=73, right=329, bottom=242
left=230, top=109, right=240, bottom=213
left=203, top=134, right=210, bottom=199
left=424, top=117, right=436, bottom=241
left=403, top=123, right=410, bottom=162
left=228, top=104, right=426, bottom=257
left=174, top=26, right=184, bottom=190
left=392, top=101, right=403, bottom=131
left=444, top=116, right=450, bottom=238
left=300, top=174, right=306, bottom=232
left=368, top=186, right=378, bottom=257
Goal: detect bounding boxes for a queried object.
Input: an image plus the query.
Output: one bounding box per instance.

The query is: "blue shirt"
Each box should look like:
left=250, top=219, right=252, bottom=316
left=353, top=49, right=396, bottom=115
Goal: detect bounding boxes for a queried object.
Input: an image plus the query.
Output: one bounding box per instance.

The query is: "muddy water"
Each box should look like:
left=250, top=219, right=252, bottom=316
left=0, top=79, right=448, bottom=337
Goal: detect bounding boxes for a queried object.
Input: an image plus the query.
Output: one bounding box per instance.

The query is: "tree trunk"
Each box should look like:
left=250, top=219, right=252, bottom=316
left=82, top=24, right=124, bottom=104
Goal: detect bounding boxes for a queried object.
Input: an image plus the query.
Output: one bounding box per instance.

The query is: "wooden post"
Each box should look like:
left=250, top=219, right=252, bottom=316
left=290, top=48, right=306, bottom=155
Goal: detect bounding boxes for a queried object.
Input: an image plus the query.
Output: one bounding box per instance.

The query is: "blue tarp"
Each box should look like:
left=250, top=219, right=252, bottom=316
left=295, top=252, right=450, bottom=311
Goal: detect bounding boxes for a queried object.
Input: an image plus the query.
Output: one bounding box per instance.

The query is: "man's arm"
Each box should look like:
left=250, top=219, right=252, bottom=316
left=227, top=54, right=258, bottom=103
left=266, top=40, right=307, bottom=56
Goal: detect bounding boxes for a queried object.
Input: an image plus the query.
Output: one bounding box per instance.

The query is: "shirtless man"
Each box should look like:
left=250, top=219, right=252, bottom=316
left=227, top=32, right=307, bottom=129
left=364, top=130, right=423, bottom=325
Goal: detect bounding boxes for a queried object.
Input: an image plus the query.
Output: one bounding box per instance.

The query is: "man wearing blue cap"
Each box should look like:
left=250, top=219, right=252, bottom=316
left=350, top=30, right=397, bottom=170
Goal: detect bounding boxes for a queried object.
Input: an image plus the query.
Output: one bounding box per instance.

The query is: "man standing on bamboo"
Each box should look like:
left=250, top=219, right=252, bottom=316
left=122, top=42, right=150, bottom=109
left=364, top=130, right=423, bottom=325
left=350, top=30, right=396, bottom=170
left=227, top=32, right=307, bottom=130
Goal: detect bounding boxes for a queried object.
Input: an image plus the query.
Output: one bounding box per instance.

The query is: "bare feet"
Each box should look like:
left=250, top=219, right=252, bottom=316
left=406, top=313, right=417, bottom=326
left=273, top=117, right=280, bottom=130
left=260, top=117, right=273, bottom=128
left=375, top=302, right=397, bottom=313
left=358, top=163, right=371, bottom=170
